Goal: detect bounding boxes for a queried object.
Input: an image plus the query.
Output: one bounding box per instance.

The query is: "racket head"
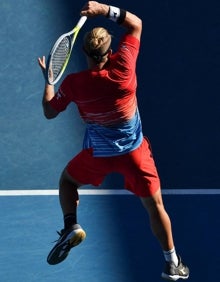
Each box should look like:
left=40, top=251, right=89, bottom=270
left=45, top=35, right=72, bottom=85
left=45, top=16, right=87, bottom=85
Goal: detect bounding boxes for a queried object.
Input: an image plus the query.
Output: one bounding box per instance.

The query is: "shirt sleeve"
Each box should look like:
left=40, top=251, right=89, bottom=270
left=108, top=34, right=140, bottom=81
left=49, top=76, right=72, bottom=112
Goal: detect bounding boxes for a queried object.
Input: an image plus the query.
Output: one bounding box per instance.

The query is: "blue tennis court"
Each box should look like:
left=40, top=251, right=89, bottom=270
left=0, top=0, right=219, bottom=281
left=0, top=190, right=220, bottom=282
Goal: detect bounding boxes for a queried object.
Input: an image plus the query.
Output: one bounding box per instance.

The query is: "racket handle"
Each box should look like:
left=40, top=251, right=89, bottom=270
left=77, top=16, right=87, bottom=28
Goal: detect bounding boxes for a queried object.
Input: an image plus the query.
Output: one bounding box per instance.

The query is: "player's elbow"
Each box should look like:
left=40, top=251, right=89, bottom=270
left=43, top=102, right=58, bottom=119
left=44, top=112, right=57, bottom=119
left=133, top=17, right=142, bottom=34
left=123, top=13, right=142, bottom=39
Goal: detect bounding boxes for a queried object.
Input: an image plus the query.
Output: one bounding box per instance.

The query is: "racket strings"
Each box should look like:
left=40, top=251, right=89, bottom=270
left=49, top=36, right=71, bottom=83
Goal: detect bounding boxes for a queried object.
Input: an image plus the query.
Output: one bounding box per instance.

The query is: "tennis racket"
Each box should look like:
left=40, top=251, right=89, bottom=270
left=45, top=16, right=87, bottom=85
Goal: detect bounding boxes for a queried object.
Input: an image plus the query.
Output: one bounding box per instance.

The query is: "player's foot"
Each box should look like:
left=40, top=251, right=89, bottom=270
left=47, top=224, right=86, bottom=265
left=161, top=255, right=189, bottom=281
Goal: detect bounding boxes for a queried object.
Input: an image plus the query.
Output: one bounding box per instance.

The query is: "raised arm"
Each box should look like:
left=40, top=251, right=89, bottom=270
left=80, top=1, right=142, bottom=40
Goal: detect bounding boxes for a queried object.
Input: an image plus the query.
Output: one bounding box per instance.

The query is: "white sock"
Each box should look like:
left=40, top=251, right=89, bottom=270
left=163, top=247, right=179, bottom=267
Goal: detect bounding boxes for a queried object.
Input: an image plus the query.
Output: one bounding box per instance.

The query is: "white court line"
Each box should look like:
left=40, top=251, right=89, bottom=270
left=0, top=189, right=220, bottom=196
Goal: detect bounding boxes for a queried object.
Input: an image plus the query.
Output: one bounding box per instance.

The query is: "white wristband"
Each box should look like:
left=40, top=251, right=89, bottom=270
left=108, top=6, right=121, bottom=22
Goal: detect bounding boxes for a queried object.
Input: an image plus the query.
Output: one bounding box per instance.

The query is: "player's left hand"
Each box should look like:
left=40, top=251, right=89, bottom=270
left=38, top=56, right=46, bottom=75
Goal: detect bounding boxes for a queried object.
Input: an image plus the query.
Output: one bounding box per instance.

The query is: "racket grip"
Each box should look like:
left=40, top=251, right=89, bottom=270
left=77, top=16, right=87, bottom=28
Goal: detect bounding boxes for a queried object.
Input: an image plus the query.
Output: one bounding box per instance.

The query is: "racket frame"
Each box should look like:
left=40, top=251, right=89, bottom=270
left=45, top=16, right=87, bottom=85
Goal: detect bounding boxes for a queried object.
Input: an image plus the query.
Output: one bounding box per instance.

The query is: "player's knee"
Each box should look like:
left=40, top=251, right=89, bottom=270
left=59, top=167, right=81, bottom=189
left=140, top=189, right=164, bottom=212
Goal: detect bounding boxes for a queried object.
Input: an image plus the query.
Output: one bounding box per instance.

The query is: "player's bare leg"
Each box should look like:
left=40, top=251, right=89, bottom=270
left=140, top=189, right=174, bottom=251
left=140, top=189, right=189, bottom=280
left=47, top=168, right=86, bottom=265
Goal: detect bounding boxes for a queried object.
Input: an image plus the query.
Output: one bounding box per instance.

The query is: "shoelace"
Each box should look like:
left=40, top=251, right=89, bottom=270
left=57, top=229, right=65, bottom=236
left=52, top=230, right=65, bottom=243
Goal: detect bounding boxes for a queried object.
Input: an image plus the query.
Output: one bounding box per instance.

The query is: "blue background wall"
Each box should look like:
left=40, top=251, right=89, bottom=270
left=0, top=0, right=219, bottom=189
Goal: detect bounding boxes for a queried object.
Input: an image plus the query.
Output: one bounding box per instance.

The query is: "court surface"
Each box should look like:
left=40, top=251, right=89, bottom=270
left=0, top=0, right=219, bottom=281
left=0, top=189, right=220, bottom=282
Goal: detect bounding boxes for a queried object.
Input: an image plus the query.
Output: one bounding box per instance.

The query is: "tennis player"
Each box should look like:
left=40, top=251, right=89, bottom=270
left=38, top=1, right=189, bottom=280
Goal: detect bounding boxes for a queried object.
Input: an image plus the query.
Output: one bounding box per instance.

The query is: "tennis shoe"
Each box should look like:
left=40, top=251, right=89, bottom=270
left=161, top=255, right=189, bottom=281
left=47, top=224, right=86, bottom=265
